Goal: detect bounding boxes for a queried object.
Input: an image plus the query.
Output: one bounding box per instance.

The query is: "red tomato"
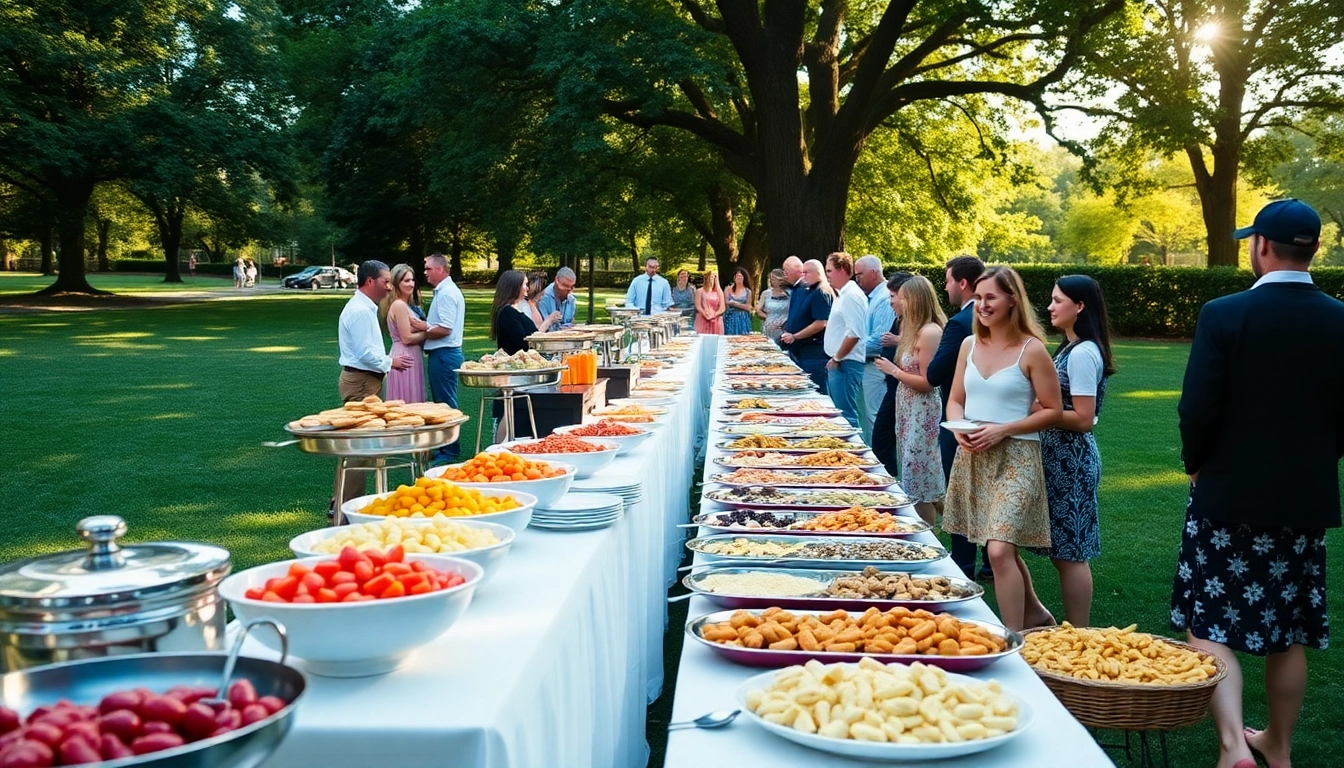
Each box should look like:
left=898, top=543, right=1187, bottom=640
left=257, top=696, right=287, bottom=716
left=130, top=732, right=185, bottom=755
left=98, top=709, right=141, bottom=741
left=100, top=734, right=134, bottom=760
left=227, top=680, right=258, bottom=709
left=352, top=561, right=374, bottom=583
left=22, top=723, right=60, bottom=748
left=97, top=691, right=142, bottom=717
left=140, top=722, right=175, bottom=736
left=181, top=703, right=218, bottom=740
left=240, top=704, right=270, bottom=726
left=0, top=708, right=20, bottom=737
left=0, top=739, right=53, bottom=768
left=57, top=737, right=101, bottom=766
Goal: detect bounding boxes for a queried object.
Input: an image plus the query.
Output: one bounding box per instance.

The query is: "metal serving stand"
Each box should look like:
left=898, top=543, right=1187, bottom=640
left=569, top=324, right=626, bottom=365
left=278, top=417, right=468, bottom=525
left=606, top=305, right=641, bottom=324
left=455, top=367, right=565, bottom=452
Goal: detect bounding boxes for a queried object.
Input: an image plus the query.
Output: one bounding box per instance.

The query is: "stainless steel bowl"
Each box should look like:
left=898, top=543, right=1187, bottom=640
left=283, top=416, right=467, bottom=457
left=0, top=651, right=305, bottom=767
left=525, top=333, right=596, bottom=353
left=606, top=306, right=641, bottom=322
left=454, top=367, right=564, bottom=390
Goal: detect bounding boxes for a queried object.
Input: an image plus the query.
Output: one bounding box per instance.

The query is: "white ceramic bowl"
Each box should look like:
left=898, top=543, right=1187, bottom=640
left=340, top=487, right=537, bottom=532
left=287, top=519, right=515, bottom=582
left=423, top=459, right=576, bottom=508
left=221, top=554, right=484, bottom=678
left=553, top=424, right=654, bottom=455
left=489, top=439, right=619, bottom=478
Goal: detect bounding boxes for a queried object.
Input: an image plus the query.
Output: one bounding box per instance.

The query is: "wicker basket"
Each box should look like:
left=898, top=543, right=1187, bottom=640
left=1021, top=628, right=1227, bottom=731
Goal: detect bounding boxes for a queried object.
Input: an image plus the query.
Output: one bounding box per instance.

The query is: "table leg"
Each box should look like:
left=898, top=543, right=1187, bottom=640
left=524, top=395, right=538, bottom=439
left=476, top=392, right=489, bottom=454
left=374, top=458, right=388, bottom=495
left=332, top=459, right=348, bottom=527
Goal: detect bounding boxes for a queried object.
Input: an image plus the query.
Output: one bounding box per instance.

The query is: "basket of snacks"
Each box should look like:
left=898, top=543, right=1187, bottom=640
left=1020, top=623, right=1226, bottom=731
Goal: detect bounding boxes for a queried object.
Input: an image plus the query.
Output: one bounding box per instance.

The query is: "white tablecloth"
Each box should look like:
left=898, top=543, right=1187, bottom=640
left=251, top=336, right=708, bottom=768
left=664, top=341, right=1117, bottom=767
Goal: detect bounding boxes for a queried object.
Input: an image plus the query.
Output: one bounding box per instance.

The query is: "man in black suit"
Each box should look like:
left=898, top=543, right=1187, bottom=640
left=925, top=255, right=988, bottom=580
left=1170, top=199, right=1344, bottom=768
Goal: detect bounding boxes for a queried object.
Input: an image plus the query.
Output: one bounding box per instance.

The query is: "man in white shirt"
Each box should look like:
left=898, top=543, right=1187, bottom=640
left=853, top=255, right=894, bottom=441
left=337, top=260, right=412, bottom=502
left=423, top=253, right=465, bottom=462
left=537, top=266, right=578, bottom=326
left=823, top=252, right=869, bottom=428
left=625, top=258, right=673, bottom=315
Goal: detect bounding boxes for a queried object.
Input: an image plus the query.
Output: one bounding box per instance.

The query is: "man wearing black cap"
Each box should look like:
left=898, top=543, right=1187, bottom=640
left=1170, top=199, right=1344, bottom=768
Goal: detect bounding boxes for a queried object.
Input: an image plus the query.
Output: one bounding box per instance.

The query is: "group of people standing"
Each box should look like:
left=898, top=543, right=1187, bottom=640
left=232, top=257, right=258, bottom=287
left=769, top=251, right=1115, bottom=638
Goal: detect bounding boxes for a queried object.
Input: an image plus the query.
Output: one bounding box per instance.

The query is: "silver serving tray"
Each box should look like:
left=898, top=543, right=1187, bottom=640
left=606, top=306, right=642, bottom=320
left=0, top=652, right=305, bottom=768
left=713, top=454, right=882, bottom=470
left=455, top=366, right=564, bottom=389
left=525, top=333, right=595, bottom=352
left=569, top=324, right=625, bottom=341
left=686, top=534, right=947, bottom=569
left=681, top=566, right=983, bottom=610
left=708, top=471, right=900, bottom=491
left=719, top=385, right=818, bottom=395
left=692, top=512, right=929, bottom=538
left=719, top=407, right=843, bottom=418
left=725, top=368, right=803, bottom=376
left=714, top=440, right=870, bottom=454
left=283, top=416, right=467, bottom=457
left=705, top=487, right=914, bottom=510
left=686, top=609, right=1020, bottom=671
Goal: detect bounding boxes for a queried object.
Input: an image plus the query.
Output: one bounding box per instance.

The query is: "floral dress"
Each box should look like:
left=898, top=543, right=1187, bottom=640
left=724, top=288, right=752, bottom=335
left=1035, top=341, right=1105, bottom=562
left=893, top=351, right=945, bottom=503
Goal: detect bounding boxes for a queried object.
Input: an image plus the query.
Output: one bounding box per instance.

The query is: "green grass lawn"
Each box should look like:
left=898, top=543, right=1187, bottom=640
left=2, top=282, right=1342, bottom=765
left=0, top=271, right=244, bottom=294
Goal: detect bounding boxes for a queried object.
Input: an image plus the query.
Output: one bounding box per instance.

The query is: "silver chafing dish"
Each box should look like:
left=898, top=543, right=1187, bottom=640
left=282, top=415, right=468, bottom=457
left=571, top=324, right=626, bottom=365
left=524, top=331, right=596, bottom=355
left=606, top=305, right=642, bottom=323
left=454, top=366, right=565, bottom=389
left=0, top=516, right=231, bottom=672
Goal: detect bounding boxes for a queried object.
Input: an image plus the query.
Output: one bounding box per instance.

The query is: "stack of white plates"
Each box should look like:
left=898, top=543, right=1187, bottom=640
left=530, top=493, right=624, bottom=531
left=570, top=476, right=643, bottom=509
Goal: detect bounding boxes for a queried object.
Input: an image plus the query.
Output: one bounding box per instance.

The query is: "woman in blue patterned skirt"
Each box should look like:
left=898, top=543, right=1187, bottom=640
left=723, top=267, right=754, bottom=335
left=1036, top=275, right=1115, bottom=626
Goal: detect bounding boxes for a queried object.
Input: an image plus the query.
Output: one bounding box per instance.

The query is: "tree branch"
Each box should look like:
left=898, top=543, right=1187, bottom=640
left=679, top=79, right=718, bottom=120
left=601, top=99, right=753, bottom=161
left=677, top=0, right=724, bottom=33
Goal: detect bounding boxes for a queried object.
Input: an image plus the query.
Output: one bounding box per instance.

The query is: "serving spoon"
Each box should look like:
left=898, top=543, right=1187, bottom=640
left=667, top=710, right=741, bottom=731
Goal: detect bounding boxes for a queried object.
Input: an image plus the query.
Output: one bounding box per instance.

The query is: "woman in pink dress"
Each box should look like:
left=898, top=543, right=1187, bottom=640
left=380, top=263, right=428, bottom=402
left=694, top=270, right=725, bottom=335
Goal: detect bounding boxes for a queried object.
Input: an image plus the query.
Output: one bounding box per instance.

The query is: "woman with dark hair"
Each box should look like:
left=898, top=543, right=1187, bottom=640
left=1034, top=275, right=1116, bottom=626
left=723, top=267, right=754, bottom=335
left=489, top=270, right=538, bottom=441
left=490, top=270, right=536, bottom=353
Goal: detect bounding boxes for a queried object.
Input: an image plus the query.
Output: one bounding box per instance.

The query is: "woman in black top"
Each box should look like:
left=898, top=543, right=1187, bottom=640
left=489, top=270, right=538, bottom=440
left=491, top=270, right=537, bottom=354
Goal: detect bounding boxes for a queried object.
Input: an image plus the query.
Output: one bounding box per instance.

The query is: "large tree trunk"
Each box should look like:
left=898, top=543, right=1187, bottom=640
left=95, top=216, right=111, bottom=272
left=448, top=222, right=464, bottom=282
left=38, top=227, right=55, bottom=275
left=160, top=210, right=185, bottom=284
left=496, top=235, right=516, bottom=277
left=628, top=230, right=639, bottom=271
left=1197, top=22, right=1248, bottom=268
left=40, top=186, right=102, bottom=294
left=738, top=216, right=770, bottom=294
left=709, top=184, right=739, bottom=277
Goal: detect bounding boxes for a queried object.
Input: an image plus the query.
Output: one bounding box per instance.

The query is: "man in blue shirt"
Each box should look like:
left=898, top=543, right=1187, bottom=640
left=537, top=266, right=578, bottom=327
left=625, top=258, right=673, bottom=314
left=853, top=255, right=894, bottom=441
left=780, top=259, right=831, bottom=393
left=423, top=253, right=465, bottom=463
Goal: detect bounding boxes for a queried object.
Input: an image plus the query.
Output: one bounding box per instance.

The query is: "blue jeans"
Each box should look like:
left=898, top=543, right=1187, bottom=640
left=426, top=346, right=463, bottom=462
left=826, top=359, right=864, bottom=428
left=794, top=349, right=829, bottom=395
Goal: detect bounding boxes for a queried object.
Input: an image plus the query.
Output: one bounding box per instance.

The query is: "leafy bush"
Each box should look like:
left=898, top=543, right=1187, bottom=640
left=882, top=264, right=1344, bottom=338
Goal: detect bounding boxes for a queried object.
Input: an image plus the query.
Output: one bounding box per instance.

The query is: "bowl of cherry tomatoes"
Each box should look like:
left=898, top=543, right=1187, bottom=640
left=220, top=548, right=483, bottom=678
left=424, top=452, right=576, bottom=508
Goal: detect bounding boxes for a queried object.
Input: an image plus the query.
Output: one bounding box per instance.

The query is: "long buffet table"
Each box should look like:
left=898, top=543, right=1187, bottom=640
left=664, top=335, right=1117, bottom=767
left=250, top=335, right=715, bottom=768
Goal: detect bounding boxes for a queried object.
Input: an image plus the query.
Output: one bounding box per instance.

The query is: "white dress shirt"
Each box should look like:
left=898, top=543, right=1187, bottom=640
left=824, top=281, right=869, bottom=363
left=338, top=291, right=392, bottom=373
left=424, top=277, right=465, bottom=350
left=1251, top=270, right=1313, bottom=289
left=625, top=274, right=673, bottom=314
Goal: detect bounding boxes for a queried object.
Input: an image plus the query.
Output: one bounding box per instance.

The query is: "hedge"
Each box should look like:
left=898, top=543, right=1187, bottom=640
left=880, top=265, right=1344, bottom=338
left=104, top=257, right=1344, bottom=338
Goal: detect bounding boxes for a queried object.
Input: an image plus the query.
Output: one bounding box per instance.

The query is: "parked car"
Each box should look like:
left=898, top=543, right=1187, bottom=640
left=283, top=266, right=356, bottom=290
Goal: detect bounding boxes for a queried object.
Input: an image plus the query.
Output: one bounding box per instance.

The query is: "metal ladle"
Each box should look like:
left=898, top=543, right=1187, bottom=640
left=667, top=710, right=741, bottom=731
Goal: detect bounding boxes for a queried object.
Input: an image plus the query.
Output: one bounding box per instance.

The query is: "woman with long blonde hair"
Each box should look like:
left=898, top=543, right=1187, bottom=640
left=875, top=275, right=947, bottom=525
left=694, top=270, right=725, bottom=335
left=942, top=266, right=1062, bottom=631
left=380, top=263, right=429, bottom=403
left=756, top=268, right=790, bottom=342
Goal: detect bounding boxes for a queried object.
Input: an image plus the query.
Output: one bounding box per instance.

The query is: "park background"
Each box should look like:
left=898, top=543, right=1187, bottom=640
left=3, top=1, right=1344, bottom=766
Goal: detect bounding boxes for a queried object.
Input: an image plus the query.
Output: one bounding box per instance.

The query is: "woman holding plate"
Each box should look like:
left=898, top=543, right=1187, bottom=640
left=942, top=266, right=1062, bottom=632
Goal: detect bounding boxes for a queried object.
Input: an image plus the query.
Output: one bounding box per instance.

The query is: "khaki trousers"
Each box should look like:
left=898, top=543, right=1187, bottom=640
left=337, top=368, right=384, bottom=503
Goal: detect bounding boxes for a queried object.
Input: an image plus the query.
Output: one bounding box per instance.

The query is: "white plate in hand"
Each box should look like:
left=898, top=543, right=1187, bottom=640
left=940, top=420, right=981, bottom=434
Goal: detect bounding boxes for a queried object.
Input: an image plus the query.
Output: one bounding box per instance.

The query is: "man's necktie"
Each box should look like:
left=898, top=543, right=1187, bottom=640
left=645, top=276, right=653, bottom=315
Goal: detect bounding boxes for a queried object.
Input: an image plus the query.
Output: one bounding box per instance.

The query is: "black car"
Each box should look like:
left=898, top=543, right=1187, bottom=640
left=283, top=266, right=355, bottom=290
